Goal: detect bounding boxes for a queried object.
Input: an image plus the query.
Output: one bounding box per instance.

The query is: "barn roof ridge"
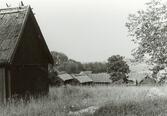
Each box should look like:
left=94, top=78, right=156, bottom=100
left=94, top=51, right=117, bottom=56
left=73, top=75, right=93, bottom=83
left=9, top=6, right=30, bottom=63
left=0, top=6, right=29, bottom=14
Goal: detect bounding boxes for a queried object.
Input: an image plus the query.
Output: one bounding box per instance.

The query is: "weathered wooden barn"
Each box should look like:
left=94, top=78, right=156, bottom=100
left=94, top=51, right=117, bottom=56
left=88, top=73, right=112, bottom=85
left=139, top=76, right=156, bottom=85
left=72, top=75, right=93, bottom=85
left=56, top=73, right=74, bottom=86
left=0, top=6, right=53, bottom=103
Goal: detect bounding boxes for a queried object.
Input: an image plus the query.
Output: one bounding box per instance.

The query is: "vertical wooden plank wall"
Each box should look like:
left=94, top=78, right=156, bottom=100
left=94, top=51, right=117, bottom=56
left=7, top=70, right=11, bottom=99
left=0, top=68, right=6, bottom=104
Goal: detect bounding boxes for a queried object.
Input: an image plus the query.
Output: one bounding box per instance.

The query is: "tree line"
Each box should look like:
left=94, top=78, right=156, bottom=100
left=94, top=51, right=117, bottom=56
left=51, top=51, right=108, bottom=74
left=51, top=51, right=130, bottom=82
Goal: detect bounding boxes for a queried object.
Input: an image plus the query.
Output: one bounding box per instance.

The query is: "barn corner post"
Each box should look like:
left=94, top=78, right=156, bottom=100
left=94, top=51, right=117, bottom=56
left=0, top=64, right=13, bottom=105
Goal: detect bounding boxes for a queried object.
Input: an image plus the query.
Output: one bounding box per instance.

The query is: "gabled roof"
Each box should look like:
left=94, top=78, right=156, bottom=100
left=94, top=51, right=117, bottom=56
left=0, top=6, right=53, bottom=64
left=73, top=75, right=93, bottom=83
left=88, top=73, right=112, bottom=83
left=139, top=76, right=156, bottom=85
left=58, top=73, right=73, bottom=81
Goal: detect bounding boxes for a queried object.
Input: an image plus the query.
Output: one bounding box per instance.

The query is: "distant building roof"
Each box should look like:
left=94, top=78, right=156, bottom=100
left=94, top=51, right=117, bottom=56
left=139, top=76, right=156, bottom=85
left=58, top=73, right=73, bottom=81
left=73, top=75, right=93, bottom=84
left=88, top=73, right=112, bottom=83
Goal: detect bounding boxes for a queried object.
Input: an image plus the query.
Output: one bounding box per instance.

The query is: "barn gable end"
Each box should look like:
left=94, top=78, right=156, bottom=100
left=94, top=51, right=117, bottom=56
left=12, top=6, right=53, bottom=64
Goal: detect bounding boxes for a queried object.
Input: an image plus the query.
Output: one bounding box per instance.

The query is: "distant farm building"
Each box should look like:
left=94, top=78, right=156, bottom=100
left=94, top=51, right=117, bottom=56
left=139, top=76, right=156, bottom=85
left=88, top=73, right=112, bottom=85
left=72, top=75, right=93, bottom=85
left=56, top=73, right=74, bottom=86
left=0, top=6, right=53, bottom=103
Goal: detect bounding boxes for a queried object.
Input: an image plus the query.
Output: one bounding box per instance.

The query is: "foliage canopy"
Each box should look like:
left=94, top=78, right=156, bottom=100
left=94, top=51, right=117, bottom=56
left=126, top=0, right=167, bottom=64
left=107, top=55, right=130, bottom=82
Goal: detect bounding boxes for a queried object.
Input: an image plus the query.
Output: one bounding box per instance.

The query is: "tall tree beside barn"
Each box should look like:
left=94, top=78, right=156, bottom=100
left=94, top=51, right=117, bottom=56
left=107, top=55, right=130, bottom=82
left=126, top=0, right=167, bottom=65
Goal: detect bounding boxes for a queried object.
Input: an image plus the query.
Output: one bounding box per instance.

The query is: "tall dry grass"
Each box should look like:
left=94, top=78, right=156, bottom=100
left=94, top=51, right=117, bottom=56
left=0, top=85, right=167, bottom=116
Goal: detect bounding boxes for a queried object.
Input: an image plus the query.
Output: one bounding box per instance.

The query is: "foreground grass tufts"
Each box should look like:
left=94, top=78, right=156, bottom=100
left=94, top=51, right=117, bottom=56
left=94, top=99, right=167, bottom=116
left=1, top=85, right=167, bottom=116
left=0, top=86, right=93, bottom=116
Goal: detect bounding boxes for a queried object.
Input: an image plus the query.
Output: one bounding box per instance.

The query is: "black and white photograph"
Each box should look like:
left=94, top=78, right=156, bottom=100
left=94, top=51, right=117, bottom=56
left=0, top=0, right=167, bottom=115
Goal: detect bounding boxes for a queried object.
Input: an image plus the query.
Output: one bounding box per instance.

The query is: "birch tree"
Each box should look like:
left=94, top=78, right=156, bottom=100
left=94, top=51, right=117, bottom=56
left=126, top=0, right=167, bottom=65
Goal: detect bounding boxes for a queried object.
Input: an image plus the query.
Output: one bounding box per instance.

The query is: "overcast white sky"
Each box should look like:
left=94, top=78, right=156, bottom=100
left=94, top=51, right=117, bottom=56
left=1, top=0, right=152, bottom=62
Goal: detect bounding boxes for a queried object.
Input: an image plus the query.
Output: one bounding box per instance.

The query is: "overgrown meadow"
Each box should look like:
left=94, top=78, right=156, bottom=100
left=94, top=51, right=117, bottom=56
left=1, top=85, right=167, bottom=116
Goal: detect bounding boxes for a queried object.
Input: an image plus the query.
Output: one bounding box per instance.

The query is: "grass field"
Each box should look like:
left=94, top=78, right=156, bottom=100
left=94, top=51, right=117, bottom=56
left=1, top=85, right=167, bottom=116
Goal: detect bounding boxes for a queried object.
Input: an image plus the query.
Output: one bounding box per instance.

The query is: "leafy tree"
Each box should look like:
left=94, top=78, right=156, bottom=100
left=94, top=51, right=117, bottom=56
left=82, top=62, right=107, bottom=73
left=126, top=0, right=167, bottom=65
left=150, top=64, right=165, bottom=79
left=65, top=59, right=83, bottom=74
left=107, top=55, right=130, bottom=82
left=50, top=51, right=107, bottom=74
left=57, top=59, right=83, bottom=74
left=51, top=51, right=84, bottom=74
left=51, top=51, right=68, bottom=66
